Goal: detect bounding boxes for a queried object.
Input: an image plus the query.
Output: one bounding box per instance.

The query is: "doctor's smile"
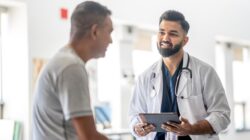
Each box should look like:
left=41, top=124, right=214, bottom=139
left=160, top=41, right=173, bottom=48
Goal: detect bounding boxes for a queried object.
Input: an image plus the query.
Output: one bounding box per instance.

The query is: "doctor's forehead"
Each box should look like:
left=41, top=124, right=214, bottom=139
left=159, top=20, right=184, bottom=33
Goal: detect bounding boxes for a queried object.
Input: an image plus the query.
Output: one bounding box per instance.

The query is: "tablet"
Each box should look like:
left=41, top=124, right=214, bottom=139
left=139, top=112, right=180, bottom=132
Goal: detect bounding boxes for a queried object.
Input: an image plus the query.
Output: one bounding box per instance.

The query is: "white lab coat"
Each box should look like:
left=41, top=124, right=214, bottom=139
left=129, top=52, right=230, bottom=140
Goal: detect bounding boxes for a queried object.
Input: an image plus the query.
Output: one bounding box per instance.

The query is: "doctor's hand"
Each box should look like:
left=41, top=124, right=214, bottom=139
left=134, top=123, right=155, bottom=137
left=161, top=117, right=193, bottom=136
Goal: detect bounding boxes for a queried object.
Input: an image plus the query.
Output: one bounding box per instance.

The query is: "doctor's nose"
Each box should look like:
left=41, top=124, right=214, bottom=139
left=162, top=34, right=170, bottom=42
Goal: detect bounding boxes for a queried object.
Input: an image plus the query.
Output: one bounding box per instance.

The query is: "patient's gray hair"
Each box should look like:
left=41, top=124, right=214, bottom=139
left=70, top=1, right=111, bottom=40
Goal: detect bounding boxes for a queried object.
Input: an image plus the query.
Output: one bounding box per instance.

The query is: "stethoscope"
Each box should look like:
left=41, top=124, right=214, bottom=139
left=151, top=54, right=193, bottom=111
left=175, top=54, right=192, bottom=94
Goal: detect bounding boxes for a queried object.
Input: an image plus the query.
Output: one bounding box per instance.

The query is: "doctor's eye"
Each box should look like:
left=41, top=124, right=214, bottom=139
left=158, top=31, right=165, bottom=36
left=169, top=32, right=179, bottom=37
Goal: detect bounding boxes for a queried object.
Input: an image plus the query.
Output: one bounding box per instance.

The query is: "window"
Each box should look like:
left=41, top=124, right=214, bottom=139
left=215, top=38, right=250, bottom=132
left=0, top=6, right=8, bottom=119
left=232, top=47, right=250, bottom=131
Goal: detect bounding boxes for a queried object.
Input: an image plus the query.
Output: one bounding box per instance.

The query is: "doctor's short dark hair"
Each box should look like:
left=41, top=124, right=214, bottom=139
left=70, top=1, right=111, bottom=39
left=159, top=10, right=190, bottom=34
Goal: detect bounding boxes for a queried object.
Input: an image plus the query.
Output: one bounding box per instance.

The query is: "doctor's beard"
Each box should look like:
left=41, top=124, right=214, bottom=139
left=157, top=42, right=182, bottom=57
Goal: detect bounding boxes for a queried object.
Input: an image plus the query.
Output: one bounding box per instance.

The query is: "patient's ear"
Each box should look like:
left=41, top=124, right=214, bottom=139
left=90, top=24, right=98, bottom=40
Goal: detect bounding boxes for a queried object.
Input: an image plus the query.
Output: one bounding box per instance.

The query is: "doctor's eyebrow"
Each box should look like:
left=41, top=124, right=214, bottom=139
left=159, top=28, right=179, bottom=35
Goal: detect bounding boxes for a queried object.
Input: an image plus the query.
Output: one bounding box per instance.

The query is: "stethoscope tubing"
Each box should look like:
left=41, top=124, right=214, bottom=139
left=150, top=54, right=192, bottom=104
left=171, top=54, right=192, bottom=111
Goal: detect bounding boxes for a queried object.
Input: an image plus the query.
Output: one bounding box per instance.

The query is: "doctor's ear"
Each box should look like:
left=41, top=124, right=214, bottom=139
left=183, top=36, right=189, bottom=46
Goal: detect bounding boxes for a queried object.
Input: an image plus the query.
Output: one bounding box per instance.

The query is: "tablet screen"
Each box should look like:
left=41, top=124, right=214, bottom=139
left=139, top=112, right=180, bottom=132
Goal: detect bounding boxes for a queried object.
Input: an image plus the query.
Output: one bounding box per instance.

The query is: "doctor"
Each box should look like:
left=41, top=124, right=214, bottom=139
left=129, top=10, right=230, bottom=140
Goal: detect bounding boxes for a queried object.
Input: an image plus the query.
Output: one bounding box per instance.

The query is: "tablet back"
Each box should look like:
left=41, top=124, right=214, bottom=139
left=139, top=113, right=180, bottom=132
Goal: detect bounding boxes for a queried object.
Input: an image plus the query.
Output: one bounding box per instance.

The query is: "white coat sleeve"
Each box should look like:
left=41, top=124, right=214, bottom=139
left=128, top=75, right=148, bottom=138
left=203, top=67, right=231, bottom=133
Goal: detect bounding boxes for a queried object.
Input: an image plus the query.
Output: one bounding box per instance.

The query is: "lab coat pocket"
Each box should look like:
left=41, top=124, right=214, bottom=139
left=177, top=93, right=207, bottom=121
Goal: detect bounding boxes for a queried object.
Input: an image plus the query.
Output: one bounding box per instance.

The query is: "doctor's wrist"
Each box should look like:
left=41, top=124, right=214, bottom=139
left=189, top=120, right=214, bottom=135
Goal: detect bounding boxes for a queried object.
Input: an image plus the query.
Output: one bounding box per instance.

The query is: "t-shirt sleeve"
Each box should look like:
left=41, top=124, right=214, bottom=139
left=58, top=63, right=92, bottom=120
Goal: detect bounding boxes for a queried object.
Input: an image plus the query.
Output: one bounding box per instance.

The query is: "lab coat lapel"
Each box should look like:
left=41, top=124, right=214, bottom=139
left=150, top=60, right=163, bottom=112
left=154, top=60, right=163, bottom=95
left=176, top=52, right=189, bottom=95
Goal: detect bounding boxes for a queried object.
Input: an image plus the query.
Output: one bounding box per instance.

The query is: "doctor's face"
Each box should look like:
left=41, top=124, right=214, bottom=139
left=157, top=20, right=188, bottom=57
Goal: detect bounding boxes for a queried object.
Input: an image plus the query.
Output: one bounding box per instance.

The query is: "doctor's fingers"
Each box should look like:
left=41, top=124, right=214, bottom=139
left=161, top=124, right=188, bottom=136
left=136, top=122, right=148, bottom=127
left=134, top=126, right=147, bottom=136
left=143, top=124, right=155, bottom=132
left=134, top=124, right=143, bottom=135
left=134, top=124, right=153, bottom=136
left=134, top=123, right=149, bottom=131
left=161, top=123, right=179, bottom=132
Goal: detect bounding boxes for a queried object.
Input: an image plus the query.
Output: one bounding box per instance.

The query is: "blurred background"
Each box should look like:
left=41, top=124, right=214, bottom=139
left=0, top=0, right=250, bottom=139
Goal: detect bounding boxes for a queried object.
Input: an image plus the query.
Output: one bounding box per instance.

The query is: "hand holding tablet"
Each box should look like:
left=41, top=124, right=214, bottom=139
left=134, top=122, right=155, bottom=136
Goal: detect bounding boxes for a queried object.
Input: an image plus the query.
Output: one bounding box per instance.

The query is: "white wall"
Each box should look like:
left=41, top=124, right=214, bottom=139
left=20, top=0, right=250, bottom=66
left=100, top=0, right=250, bottom=66
left=1, top=0, right=250, bottom=140
left=27, top=0, right=80, bottom=58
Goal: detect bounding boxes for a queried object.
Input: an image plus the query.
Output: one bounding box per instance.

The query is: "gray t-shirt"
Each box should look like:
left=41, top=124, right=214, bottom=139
left=32, top=47, right=92, bottom=140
